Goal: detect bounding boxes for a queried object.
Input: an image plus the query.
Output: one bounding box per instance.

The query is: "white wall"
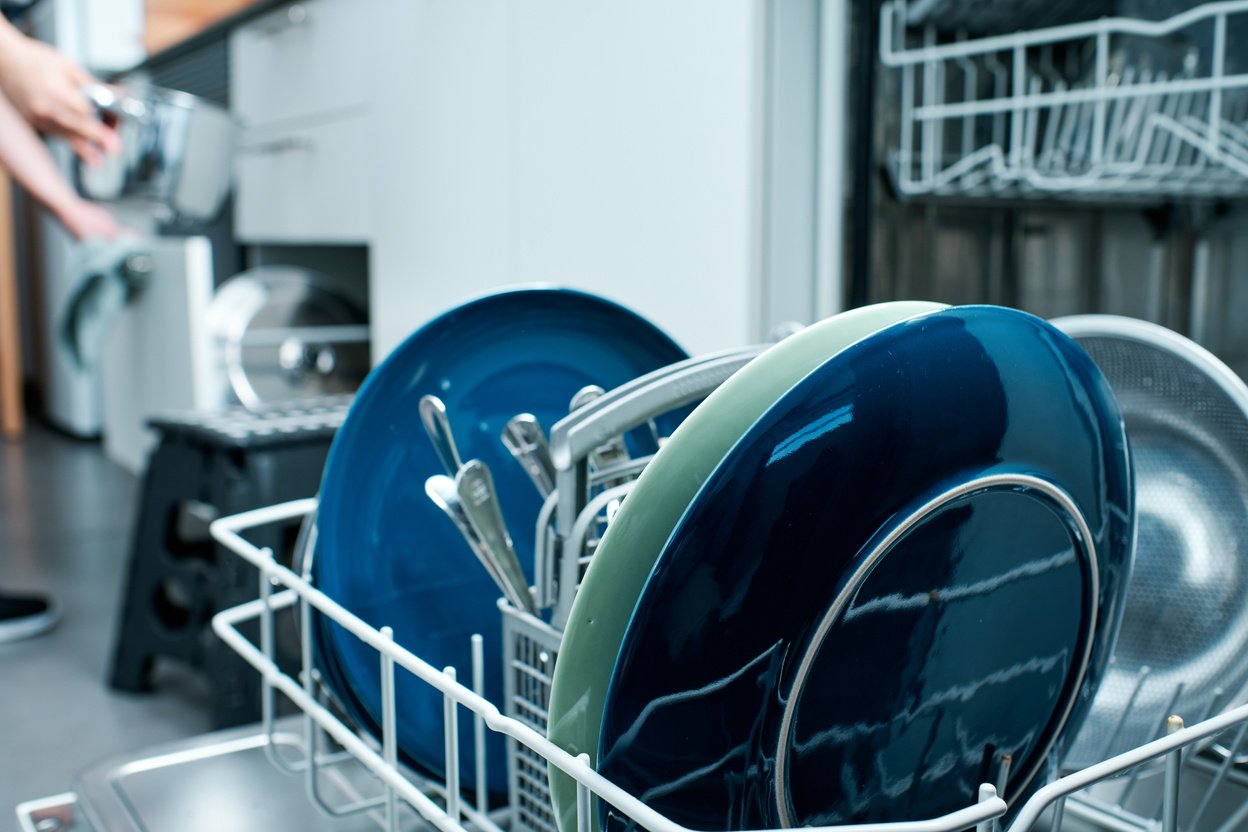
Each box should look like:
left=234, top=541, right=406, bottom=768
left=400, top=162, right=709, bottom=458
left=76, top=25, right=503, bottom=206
left=368, top=0, right=764, bottom=360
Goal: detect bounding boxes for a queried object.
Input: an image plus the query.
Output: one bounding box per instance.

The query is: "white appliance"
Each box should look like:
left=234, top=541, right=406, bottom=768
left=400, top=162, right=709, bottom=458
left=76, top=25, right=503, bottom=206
left=100, top=237, right=217, bottom=474
left=25, top=0, right=145, bottom=436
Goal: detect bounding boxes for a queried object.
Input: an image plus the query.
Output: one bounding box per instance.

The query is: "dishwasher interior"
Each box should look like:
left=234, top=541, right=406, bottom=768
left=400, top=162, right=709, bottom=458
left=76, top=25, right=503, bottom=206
left=21, top=1, right=1248, bottom=831
left=864, top=0, right=1248, bottom=379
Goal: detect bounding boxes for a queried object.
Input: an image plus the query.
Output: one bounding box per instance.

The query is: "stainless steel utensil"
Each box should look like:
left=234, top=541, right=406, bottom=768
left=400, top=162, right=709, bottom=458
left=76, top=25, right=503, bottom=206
left=568, top=384, right=606, bottom=413
left=293, top=506, right=318, bottom=580
left=454, top=461, right=538, bottom=614
left=501, top=414, right=557, bottom=497
left=78, top=81, right=236, bottom=222
left=1054, top=314, right=1248, bottom=769
left=419, top=395, right=463, bottom=477
left=569, top=384, right=632, bottom=476
left=425, top=474, right=531, bottom=612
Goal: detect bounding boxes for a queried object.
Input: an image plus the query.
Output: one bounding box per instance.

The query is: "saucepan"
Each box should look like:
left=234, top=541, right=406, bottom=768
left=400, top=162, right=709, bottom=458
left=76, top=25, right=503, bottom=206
left=77, top=81, right=236, bottom=223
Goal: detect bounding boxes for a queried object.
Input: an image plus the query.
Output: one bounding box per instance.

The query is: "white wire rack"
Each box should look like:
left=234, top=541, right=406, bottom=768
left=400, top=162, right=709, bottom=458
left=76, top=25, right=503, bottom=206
left=879, top=0, right=1248, bottom=199
left=1061, top=667, right=1248, bottom=832
left=209, top=497, right=1248, bottom=832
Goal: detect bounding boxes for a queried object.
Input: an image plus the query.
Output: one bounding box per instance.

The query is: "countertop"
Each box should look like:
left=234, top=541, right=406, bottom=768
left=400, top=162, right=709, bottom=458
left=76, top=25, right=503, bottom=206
left=127, top=0, right=290, bottom=71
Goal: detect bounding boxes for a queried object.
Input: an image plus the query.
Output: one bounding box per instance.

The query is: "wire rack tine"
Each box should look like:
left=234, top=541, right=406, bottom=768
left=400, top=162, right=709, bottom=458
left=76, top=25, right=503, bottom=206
left=1189, top=720, right=1248, bottom=830
left=1118, top=681, right=1184, bottom=806
left=472, top=634, right=488, bottom=816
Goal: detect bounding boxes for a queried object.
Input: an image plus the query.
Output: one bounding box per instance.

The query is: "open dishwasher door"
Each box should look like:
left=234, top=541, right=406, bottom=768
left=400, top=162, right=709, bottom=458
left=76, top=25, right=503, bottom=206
left=16, top=720, right=386, bottom=832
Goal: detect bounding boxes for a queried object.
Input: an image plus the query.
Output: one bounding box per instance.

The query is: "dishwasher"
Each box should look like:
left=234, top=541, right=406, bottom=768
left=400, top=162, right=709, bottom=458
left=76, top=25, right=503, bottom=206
left=20, top=2, right=1248, bottom=830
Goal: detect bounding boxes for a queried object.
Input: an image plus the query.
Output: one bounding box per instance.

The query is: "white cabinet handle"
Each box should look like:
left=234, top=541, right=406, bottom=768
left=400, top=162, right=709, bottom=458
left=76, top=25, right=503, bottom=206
left=253, top=3, right=309, bottom=37
left=238, top=137, right=315, bottom=156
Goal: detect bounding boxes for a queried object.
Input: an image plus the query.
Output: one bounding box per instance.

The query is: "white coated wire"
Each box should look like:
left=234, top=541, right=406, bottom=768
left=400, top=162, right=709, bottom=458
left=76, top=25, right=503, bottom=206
left=210, top=499, right=1248, bottom=832
left=210, top=499, right=1006, bottom=832
left=878, top=0, right=1248, bottom=198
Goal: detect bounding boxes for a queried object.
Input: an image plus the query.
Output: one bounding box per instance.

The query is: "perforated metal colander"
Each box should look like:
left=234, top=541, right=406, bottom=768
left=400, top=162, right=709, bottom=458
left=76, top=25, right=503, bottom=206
left=1054, top=315, right=1248, bottom=769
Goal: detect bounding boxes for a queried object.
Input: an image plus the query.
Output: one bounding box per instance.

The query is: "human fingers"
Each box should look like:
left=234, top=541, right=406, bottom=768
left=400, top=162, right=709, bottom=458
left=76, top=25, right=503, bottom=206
left=68, top=136, right=102, bottom=167
left=61, top=104, right=121, bottom=157
left=61, top=199, right=120, bottom=241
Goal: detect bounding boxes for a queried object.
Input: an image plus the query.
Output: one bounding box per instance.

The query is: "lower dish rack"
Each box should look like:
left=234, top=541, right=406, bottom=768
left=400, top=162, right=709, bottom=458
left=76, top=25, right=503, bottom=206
left=21, top=494, right=1248, bottom=831
left=166, top=497, right=1248, bottom=832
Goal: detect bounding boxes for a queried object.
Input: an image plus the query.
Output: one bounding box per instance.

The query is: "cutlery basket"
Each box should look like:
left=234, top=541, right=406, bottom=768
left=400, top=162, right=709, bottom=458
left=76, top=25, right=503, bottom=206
left=500, top=603, right=563, bottom=832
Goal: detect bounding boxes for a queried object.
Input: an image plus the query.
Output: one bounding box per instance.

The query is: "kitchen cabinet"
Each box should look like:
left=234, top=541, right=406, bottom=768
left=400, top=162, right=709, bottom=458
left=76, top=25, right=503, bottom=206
left=230, top=0, right=842, bottom=362
left=230, top=0, right=378, bottom=243
left=235, top=113, right=373, bottom=243
left=231, top=0, right=377, bottom=127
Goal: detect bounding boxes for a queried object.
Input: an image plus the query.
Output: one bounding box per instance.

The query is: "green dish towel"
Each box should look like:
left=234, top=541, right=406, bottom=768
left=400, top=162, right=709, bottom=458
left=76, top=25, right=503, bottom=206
left=59, top=238, right=151, bottom=370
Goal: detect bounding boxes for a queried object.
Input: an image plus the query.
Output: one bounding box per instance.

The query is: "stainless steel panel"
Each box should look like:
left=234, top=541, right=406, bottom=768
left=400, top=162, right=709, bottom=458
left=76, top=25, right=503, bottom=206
left=71, top=721, right=395, bottom=831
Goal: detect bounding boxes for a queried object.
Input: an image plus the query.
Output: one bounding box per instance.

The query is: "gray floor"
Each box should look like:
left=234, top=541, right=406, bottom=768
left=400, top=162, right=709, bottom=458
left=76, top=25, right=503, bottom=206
left=0, top=423, right=210, bottom=818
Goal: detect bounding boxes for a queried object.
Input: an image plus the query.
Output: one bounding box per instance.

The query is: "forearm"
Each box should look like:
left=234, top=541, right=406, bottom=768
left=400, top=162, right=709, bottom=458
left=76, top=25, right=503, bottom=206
left=0, top=16, right=26, bottom=79
left=0, top=14, right=20, bottom=47
left=0, top=89, right=84, bottom=222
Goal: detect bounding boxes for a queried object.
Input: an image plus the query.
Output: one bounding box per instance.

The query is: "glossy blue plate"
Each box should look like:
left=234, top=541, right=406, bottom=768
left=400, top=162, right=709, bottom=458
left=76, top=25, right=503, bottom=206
left=315, top=287, right=688, bottom=794
left=597, top=307, right=1134, bottom=829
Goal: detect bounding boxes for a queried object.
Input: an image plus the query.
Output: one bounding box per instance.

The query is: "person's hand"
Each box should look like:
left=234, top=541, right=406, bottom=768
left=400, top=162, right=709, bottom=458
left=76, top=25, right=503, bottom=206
left=0, top=29, right=121, bottom=165
left=56, top=197, right=120, bottom=242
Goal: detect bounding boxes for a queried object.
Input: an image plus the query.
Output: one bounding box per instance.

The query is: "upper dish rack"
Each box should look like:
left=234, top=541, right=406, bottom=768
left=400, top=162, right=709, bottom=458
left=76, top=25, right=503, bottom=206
left=879, top=0, right=1248, bottom=200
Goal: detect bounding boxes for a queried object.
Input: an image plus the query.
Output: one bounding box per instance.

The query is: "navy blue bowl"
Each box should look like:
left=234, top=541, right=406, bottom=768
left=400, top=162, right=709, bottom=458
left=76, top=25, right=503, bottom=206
left=315, top=287, right=688, bottom=795
left=597, top=306, right=1134, bottom=828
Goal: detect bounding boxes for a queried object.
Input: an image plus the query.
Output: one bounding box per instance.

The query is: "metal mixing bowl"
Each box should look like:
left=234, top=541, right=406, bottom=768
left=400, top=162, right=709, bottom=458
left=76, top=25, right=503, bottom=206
left=77, top=82, right=235, bottom=222
left=1054, top=315, right=1248, bottom=768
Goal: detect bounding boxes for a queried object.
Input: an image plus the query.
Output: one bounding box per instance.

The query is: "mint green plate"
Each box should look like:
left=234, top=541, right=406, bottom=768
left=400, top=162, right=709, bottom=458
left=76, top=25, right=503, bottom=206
left=545, top=301, right=948, bottom=832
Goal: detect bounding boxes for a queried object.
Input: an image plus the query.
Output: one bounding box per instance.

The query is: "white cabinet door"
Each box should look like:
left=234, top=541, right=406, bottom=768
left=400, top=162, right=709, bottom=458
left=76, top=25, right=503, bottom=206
left=231, top=0, right=378, bottom=127
left=235, top=112, right=374, bottom=243
left=368, top=0, right=765, bottom=362
left=231, top=0, right=383, bottom=242
left=506, top=0, right=763, bottom=357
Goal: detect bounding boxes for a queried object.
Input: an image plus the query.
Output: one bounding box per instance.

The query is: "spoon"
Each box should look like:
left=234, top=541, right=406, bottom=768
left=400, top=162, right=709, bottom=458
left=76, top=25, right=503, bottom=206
left=425, top=474, right=531, bottom=611
left=501, top=414, right=557, bottom=497
left=455, top=460, right=538, bottom=614
left=419, top=394, right=463, bottom=476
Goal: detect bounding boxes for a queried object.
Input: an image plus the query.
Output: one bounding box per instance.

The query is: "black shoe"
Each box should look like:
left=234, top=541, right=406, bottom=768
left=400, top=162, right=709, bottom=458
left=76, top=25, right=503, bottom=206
left=0, top=591, right=60, bottom=643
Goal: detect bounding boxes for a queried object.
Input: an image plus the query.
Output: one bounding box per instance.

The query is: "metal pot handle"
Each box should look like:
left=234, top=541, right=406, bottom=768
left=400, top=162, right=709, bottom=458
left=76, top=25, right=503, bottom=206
left=81, top=84, right=147, bottom=119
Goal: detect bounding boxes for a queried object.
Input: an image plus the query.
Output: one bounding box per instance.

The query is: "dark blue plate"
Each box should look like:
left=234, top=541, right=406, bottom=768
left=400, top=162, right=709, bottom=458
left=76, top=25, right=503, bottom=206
left=315, top=287, right=688, bottom=794
left=597, top=306, right=1134, bottom=829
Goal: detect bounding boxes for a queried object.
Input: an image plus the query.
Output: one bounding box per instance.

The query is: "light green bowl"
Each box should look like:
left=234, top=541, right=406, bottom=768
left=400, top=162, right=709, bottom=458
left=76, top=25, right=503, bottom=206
left=545, top=300, right=948, bottom=832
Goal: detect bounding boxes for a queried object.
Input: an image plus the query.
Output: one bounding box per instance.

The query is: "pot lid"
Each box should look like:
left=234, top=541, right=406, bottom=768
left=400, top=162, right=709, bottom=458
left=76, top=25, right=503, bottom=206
left=207, top=266, right=369, bottom=410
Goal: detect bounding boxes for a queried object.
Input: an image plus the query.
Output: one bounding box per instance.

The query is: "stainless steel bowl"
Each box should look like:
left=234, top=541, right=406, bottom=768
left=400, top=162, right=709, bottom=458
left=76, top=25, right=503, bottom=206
left=77, top=82, right=235, bottom=222
left=1054, top=315, right=1248, bottom=768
